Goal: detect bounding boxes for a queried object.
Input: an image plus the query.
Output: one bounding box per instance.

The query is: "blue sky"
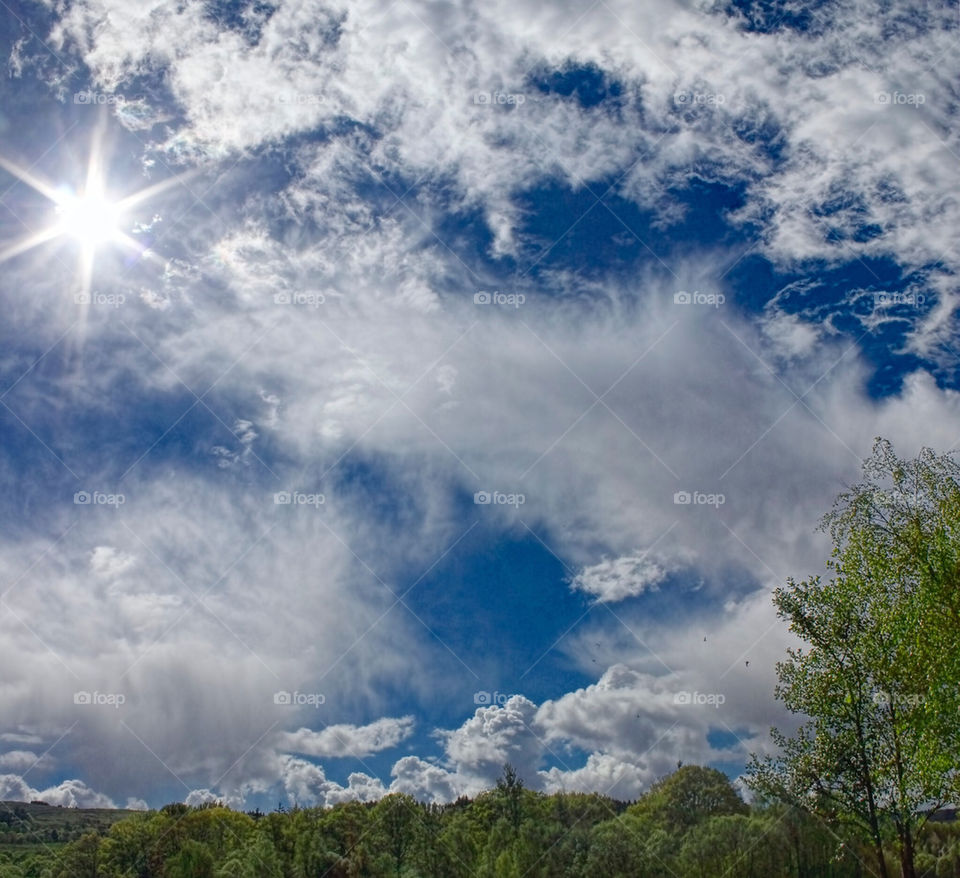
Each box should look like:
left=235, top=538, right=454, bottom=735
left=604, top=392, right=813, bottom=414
left=0, top=0, right=959, bottom=811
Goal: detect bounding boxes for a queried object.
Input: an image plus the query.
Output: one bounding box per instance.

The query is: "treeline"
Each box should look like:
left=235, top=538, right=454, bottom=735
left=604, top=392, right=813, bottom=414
left=0, top=764, right=958, bottom=878
left=0, top=803, right=132, bottom=847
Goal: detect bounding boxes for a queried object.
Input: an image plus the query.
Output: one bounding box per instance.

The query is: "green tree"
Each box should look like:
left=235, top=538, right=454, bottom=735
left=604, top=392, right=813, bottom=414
left=371, top=793, right=419, bottom=876
left=630, top=764, right=748, bottom=834
left=182, top=806, right=255, bottom=863
left=410, top=804, right=462, bottom=878
left=495, top=765, right=526, bottom=834
left=584, top=813, right=672, bottom=878
left=748, top=439, right=960, bottom=878
left=678, top=813, right=794, bottom=878
left=315, top=800, right=377, bottom=876
left=53, top=832, right=101, bottom=878
left=165, top=838, right=215, bottom=878
left=100, top=814, right=156, bottom=878
left=216, top=828, right=282, bottom=878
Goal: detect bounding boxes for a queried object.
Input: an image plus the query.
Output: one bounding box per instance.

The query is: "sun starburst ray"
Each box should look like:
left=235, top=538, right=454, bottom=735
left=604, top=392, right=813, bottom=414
left=0, top=128, right=188, bottom=281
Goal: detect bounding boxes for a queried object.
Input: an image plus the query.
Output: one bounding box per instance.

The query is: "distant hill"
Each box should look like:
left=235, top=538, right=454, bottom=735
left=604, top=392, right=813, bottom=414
left=0, top=800, right=140, bottom=848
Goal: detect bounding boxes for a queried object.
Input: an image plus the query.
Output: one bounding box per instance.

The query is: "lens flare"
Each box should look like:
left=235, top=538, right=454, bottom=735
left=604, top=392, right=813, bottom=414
left=56, top=191, right=122, bottom=248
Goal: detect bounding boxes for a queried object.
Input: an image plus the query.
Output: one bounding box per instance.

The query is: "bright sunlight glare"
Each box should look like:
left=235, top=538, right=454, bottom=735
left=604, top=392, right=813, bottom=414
left=55, top=191, right=122, bottom=247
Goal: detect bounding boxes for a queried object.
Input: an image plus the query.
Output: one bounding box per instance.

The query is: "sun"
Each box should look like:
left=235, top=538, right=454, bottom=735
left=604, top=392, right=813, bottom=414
left=55, top=189, right=123, bottom=248
left=0, top=126, right=195, bottom=302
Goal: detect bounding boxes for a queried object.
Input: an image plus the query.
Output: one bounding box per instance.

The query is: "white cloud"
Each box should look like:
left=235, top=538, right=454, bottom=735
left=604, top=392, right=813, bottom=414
left=571, top=552, right=673, bottom=602
left=390, top=756, right=463, bottom=802
left=278, top=756, right=387, bottom=807
left=0, top=733, right=43, bottom=746
left=278, top=716, right=415, bottom=758
left=442, top=697, right=543, bottom=784
left=0, top=775, right=116, bottom=808
left=0, top=750, right=44, bottom=772
left=540, top=752, right=651, bottom=800
left=184, top=788, right=225, bottom=807
left=535, top=666, right=698, bottom=766
left=383, top=698, right=546, bottom=803
left=89, top=546, right=136, bottom=578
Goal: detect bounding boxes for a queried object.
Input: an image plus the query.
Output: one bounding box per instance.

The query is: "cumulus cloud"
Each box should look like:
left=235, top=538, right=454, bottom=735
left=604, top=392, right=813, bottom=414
left=184, top=788, right=225, bottom=808
left=278, top=756, right=387, bottom=807
left=570, top=552, right=673, bottom=602
left=0, top=750, right=45, bottom=772
left=390, top=756, right=463, bottom=803
left=278, top=716, right=415, bottom=758
left=380, top=698, right=547, bottom=803
left=540, top=752, right=651, bottom=800
left=0, top=775, right=116, bottom=808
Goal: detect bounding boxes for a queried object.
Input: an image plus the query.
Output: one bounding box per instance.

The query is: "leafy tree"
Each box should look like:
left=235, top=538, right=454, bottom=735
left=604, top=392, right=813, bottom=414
left=584, top=814, right=671, bottom=878
left=53, top=832, right=101, bottom=878
left=315, top=800, right=377, bottom=876
left=495, top=765, right=526, bottom=834
left=165, top=838, right=215, bottom=878
left=100, top=813, right=156, bottom=878
left=182, top=806, right=255, bottom=863
left=371, top=793, right=419, bottom=876
left=748, top=439, right=960, bottom=878
left=630, top=764, right=748, bottom=834
left=216, top=828, right=282, bottom=878
left=678, top=813, right=795, bottom=878
left=410, top=803, right=462, bottom=878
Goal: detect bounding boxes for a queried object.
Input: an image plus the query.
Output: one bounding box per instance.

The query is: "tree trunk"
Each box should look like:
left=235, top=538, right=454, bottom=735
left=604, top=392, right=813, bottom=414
left=873, top=839, right=891, bottom=878
left=898, top=828, right=917, bottom=878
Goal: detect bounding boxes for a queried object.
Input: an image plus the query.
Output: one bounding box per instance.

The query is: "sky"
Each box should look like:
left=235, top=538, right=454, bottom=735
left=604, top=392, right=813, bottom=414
left=0, top=0, right=959, bottom=812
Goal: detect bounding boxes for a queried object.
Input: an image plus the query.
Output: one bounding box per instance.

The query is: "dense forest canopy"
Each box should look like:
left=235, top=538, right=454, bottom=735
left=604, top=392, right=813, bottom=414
left=1, top=765, right=959, bottom=877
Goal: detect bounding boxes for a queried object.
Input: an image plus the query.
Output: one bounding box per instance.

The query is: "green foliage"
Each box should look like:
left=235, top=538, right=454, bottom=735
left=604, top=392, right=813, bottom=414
left=748, top=438, right=960, bottom=878
left=0, top=775, right=956, bottom=878
left=52, top=831, right=101, bottom=878
left=164, top=839, right=214, bottom=878
left=0, top=801, right=134, bottom=849
left=629, top=764, right=748, bottom=833
left=371, top=793, right=419, bottom=876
